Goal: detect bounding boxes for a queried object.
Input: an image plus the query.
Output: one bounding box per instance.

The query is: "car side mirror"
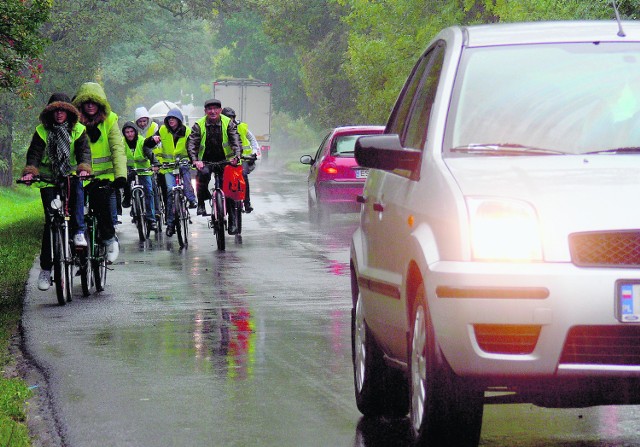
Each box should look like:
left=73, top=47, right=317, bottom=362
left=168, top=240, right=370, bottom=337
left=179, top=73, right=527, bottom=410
left=355, top=135, right=421, bottom=175
left=300, top=155, right=313, bottom=165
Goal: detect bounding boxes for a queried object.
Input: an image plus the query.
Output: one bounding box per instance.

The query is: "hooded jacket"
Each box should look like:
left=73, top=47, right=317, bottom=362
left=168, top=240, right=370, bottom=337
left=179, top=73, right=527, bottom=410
left=134, top=106, right=159, bottom=138
left=122, top=121, right=160, bottom=174
left=23, top=93, right=92, bottom=180
left=73, top=82, right=126, bottom=181
left=157, top=108, right=191, bottom=173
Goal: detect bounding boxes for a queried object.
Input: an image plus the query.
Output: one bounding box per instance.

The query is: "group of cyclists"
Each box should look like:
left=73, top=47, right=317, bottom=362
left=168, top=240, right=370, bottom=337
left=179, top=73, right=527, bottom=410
left=20, top=83, right=259, bottom=293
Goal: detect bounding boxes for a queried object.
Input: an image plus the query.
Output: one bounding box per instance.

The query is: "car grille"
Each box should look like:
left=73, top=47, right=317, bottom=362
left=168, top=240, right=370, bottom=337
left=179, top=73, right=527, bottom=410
left=560, top=326, right=640, bottom=365
left=474, top=324, right=541, bottom=355
left=569, top=231, right=640, bottom=267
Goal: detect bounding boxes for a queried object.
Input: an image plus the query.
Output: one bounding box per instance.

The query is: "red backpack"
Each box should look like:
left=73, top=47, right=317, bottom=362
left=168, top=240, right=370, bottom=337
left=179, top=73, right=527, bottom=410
left=222, top=165, right=246, bottom=201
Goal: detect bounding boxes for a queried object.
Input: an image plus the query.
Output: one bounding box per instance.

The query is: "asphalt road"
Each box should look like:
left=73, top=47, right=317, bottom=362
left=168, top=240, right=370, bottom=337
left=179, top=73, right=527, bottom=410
left=19, top=162, right=640, bottom=447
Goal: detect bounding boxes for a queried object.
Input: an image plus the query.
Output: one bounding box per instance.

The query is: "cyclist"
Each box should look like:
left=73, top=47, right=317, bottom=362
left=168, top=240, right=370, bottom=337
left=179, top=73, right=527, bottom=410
left=73, top=82, right=127, bottom=263
left=154, top=107, right=196, bottom=237
left=121, top=121, right=161, bottom=232
left=221, top=107, right=259, bottom=213
left=133, top=106, right=159, bottom=138
left=186, top=99, right=241, bottom=217
left=20, top=93, right=92, bottom=291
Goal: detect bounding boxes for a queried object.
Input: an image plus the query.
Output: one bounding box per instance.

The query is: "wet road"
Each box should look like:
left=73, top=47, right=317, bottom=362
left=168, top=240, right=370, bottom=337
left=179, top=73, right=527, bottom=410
left=21, top=163, right=640, bottom=447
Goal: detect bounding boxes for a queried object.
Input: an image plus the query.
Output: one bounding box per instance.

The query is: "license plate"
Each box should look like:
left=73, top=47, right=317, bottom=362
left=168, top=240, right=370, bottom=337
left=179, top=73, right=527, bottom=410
left=355, top=169, right=368, bottom=179
left=616, top=280, right=640, bottom=322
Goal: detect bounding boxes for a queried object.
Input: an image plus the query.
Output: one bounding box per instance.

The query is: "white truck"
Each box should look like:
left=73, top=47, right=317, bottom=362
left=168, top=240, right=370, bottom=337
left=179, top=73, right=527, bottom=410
left=212, top=78, right=272, bottom=160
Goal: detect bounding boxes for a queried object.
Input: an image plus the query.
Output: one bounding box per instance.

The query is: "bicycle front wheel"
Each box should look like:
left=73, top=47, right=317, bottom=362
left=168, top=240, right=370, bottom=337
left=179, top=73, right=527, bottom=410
left=92, top=243, right=107, bottom=292
left=215, top=192, right=226, bottom=251
left=133, top=190, right=147, bottom=242
left=79, top=246, right=93, bottom=297
left=174, top=190, right=187, bottom=247
left=52, top=226, right=70, bottom=305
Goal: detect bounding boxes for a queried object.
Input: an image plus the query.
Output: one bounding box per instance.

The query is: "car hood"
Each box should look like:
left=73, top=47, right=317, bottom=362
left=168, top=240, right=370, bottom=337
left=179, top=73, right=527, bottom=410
left=445, top=155, right=640, bottom=261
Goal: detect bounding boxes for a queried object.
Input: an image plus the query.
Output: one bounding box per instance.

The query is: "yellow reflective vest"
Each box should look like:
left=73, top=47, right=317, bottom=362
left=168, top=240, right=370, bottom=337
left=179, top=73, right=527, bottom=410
left=158, top=125, right=191, bottom=174
left=125, top=136, right=152, bottom=174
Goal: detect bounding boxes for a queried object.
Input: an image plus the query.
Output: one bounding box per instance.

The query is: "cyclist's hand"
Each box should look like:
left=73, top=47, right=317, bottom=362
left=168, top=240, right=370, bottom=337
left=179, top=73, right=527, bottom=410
left=193, top=160, right=204, bottom=170
left=112, top=177, right=127, bottom=189
left=152, top=135, right=161, bottom=145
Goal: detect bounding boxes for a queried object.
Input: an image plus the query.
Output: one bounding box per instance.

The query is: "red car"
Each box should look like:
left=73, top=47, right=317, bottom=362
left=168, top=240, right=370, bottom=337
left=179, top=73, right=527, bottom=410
left=300, top=125, right=385, bottom=222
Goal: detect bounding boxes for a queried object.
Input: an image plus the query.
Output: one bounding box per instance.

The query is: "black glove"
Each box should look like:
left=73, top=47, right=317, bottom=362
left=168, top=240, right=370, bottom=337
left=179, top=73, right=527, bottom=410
left=112, top=177, right=127, bottom=189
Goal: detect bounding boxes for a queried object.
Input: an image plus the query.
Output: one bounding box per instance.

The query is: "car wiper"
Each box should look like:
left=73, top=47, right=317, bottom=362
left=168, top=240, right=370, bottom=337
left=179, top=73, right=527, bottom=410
left=450, top=143, right=565, bottom=156
left=583, top=147, right=640, bottom=154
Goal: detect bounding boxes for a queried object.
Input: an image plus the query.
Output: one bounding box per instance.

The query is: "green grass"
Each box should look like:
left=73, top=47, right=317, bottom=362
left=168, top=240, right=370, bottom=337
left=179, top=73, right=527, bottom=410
left=0, top=185, right=43, bottom=446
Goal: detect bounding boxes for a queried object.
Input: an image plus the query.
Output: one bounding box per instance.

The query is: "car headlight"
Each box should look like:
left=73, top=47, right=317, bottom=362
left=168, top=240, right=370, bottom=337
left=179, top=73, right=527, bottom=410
left=467, top=198, right=542, bottom=262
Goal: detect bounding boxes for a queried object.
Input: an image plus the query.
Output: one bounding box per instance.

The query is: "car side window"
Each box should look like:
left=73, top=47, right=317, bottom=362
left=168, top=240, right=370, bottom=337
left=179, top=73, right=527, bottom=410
left=313, top=132, right=330, bottom=163
left=387, top=41, right=445, bottom=151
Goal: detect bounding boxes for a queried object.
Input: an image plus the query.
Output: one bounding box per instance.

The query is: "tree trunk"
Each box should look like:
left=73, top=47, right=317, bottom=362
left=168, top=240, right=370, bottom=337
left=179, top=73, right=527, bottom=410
left=0, top=100, right=15, bottom=187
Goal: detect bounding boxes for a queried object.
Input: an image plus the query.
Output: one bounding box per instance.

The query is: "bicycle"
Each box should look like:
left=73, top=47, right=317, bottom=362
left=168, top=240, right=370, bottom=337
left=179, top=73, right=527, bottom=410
left=205, top=155, right=254, bottom=251
left=151, top=171, right=164, bottom=234
left=83, top=179, right=112, bottom=293
left=129, top=167, right=159, bottom=242
left=161, top=158, right=193, bottom=248
left=17, top=174, right=91, bottom=304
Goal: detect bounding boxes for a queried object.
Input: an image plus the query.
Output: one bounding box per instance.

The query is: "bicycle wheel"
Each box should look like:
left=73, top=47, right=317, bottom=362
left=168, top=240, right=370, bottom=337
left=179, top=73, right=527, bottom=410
left=174, top=191, right=187, bottom=248
left=133, top=190, right=146, bottom=242
left=92, top=243, right=107, bottom=292
left=79, top=247, right=93, bottom=297
left=52, top=226, right=69, bottom=305
left=215, top=192, right=226, bottom=251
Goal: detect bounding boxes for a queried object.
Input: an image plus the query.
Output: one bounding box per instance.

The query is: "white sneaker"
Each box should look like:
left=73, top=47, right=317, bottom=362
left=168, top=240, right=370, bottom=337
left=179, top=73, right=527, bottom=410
left=105, top=238, right=119, bottom=263
left=74, top=232, right=87, bottom=247
left=37, top=270, right=51, bottom=291
left=116, top=215, right=123, bottom=225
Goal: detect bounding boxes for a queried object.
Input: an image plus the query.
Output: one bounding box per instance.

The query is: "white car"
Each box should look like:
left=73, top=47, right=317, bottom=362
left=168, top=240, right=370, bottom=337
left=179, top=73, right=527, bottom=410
left=350, top=20, right=640, bottom=446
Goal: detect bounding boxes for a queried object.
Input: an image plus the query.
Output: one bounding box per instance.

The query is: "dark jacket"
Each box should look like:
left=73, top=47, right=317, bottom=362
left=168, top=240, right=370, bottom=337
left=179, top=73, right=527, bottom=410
left=186, top=116, right=241, bottom=163
left=23, top=98, right=92, bottom=177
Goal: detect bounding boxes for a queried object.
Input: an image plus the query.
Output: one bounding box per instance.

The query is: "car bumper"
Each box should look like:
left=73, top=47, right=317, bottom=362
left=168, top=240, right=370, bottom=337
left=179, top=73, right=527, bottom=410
left=427, top=260, right=640, bottom=379
left=317, top=181, right=363, bottom=211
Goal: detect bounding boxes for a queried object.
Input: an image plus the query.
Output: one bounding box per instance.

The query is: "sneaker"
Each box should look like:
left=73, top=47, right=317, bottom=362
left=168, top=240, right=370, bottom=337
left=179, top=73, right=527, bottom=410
left=73, top=232, right=87, bottom=247
left=148, top=220, right=157, bottom=232
left=104, top=237, right=119, bottom=263
left=188, top=200, right=197, bottom=209
left=196, top=204, right=208, bottom=216
left=37, top=270, right=51, bottom=291
left=166, top=226, right=175, bottom=237
left=122, top=199, right=131, bottom=208
left=244, top=202, right=253, bottom=214
left=116, top=215, right=123, bottom=225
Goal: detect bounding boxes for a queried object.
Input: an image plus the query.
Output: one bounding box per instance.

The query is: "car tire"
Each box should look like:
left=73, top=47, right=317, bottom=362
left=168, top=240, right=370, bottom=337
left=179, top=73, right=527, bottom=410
left=352, top=291, right=409, bottom=418
left=410, top=282, right=484, bottom=446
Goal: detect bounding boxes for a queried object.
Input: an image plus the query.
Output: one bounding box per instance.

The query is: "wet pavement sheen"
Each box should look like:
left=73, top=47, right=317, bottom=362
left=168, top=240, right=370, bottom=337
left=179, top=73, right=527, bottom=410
left=21, top=165, right=640, bottom=447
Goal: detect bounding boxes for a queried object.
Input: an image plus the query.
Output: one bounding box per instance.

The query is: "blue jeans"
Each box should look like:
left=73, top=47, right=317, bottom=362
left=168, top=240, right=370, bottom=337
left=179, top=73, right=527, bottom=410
left=164, top=172, right=176, bottom=227
left=180, top=165, right=196, bottom=203
left=139, top=175, right=156, bottom=222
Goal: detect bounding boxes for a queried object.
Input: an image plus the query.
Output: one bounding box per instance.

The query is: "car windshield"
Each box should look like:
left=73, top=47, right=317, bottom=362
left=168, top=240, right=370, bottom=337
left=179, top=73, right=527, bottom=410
left=332, top=135, right=360, bottom=156
left=445, top=42, right=640, bottom=156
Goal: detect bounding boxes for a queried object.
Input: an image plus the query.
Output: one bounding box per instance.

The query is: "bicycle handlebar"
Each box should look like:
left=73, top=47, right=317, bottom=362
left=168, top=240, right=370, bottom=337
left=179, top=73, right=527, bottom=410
left=16, top=173, right=95, bottom=186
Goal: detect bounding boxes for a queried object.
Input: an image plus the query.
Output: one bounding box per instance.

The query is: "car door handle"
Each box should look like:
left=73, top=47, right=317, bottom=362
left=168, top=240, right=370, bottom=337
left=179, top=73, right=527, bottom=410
left=373, top=202, right=384, bottom=212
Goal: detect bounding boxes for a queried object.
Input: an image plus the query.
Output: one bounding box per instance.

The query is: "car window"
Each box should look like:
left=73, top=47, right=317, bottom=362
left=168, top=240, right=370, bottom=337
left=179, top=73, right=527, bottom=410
left=445, top=42, right=640, bottom=156
left=332, top=135, right=360, bottom=156
left=313, top=132, right=331, bottom=163
left=387, top=41, right=445, bottom=151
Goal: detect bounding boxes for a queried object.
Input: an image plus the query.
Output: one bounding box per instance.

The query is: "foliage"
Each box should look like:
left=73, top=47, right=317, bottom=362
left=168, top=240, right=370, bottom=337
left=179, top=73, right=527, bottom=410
left=0, top=0, right=51, bottom=99
left=0, top=186, right=41, bottom=447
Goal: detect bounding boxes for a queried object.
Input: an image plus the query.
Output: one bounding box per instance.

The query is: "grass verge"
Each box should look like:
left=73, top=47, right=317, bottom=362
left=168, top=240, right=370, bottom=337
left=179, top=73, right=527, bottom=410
left=0, top=185, right=43, bottom=446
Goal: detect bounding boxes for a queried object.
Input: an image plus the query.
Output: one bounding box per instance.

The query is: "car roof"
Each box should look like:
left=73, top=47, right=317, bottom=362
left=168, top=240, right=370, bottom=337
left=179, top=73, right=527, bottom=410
left=452, top=21, right=640, bottom=47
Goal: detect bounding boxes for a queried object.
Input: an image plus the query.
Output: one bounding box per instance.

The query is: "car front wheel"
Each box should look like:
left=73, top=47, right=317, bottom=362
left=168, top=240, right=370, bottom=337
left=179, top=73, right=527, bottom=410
left=352, top=291, right=409, bottom=418
left=410, top=282, right=484, bottom=446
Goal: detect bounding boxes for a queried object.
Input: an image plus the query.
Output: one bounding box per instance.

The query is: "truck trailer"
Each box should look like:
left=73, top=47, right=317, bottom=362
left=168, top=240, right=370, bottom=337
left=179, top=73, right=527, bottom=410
left=213, top=78, right=272, bottom=159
